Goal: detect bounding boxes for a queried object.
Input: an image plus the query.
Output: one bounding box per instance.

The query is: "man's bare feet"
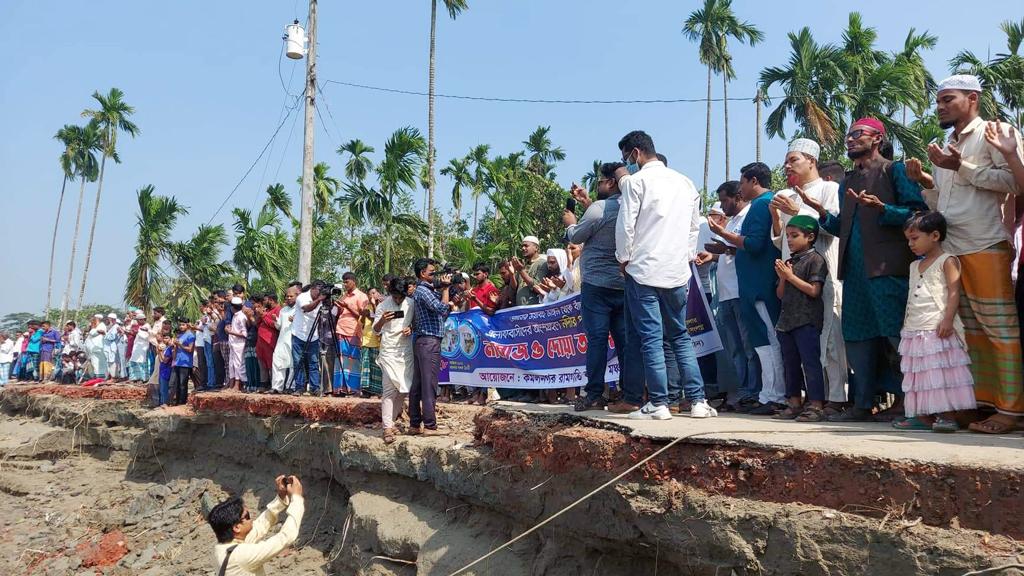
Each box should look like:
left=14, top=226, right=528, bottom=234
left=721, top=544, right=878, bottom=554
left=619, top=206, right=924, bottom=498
left=968, top=413, right=1021, bottom=435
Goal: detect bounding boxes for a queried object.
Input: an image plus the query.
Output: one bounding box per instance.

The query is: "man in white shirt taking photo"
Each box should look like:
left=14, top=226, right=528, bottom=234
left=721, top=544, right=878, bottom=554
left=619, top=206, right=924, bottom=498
left=614, top=130, right=718, bottom=421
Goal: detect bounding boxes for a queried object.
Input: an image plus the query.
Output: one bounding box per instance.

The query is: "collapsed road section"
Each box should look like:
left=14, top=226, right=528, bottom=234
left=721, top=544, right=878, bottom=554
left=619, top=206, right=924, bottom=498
left=1, top=384, right=1021, bottom=576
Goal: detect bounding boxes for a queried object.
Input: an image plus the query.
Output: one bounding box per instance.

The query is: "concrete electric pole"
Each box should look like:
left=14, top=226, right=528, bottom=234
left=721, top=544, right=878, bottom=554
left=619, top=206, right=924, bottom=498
left=297, top=0, right=317, bottom=283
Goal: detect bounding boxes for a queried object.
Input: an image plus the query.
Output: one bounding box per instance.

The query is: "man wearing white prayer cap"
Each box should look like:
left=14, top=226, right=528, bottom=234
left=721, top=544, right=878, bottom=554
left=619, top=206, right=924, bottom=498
left=769, top=137, right=848, bottom=409
left=904, top=73, right=1024, bottom=433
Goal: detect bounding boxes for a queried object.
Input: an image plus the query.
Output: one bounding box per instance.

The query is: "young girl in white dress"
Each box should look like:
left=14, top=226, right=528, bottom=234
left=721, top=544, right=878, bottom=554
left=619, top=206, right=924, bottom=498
left=894, top=212, right=976, bottom=433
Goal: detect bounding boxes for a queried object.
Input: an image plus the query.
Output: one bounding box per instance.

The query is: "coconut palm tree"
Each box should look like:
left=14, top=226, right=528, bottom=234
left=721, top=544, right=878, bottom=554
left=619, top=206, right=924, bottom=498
left=60, top=120, right=103, bottom=325
left=950, top=18, right=1024, bottom=125
left=440, top=156, right=471, bottom=224
left=77, top=88, right=139, bottom=311
left=296, top=161, right=340, bottom=220
left=892, top=28, right=939, bottom=125
left=232, top=205, right=291, bottom=289
left=124, top=186, right=187, bottom=312
left=581, top=160, right=602, bottom=196
left=166, top=224, right=232, bottom=317
left=759, top=28, right=845, bottom=147
left=264, top=183, right=296, bottom=227
left=523, top=125, right=565, bottom=177
left=426, top=0, right=470, bottom=258
left=466, top=143, right=490, bottom=238
left=337, top=139, right=375, bottom=182
left=683, top=0, right=763, bottom=187
left=341, top=127, right=428, bottom=273
left=47, top=125, right=79, bottom=317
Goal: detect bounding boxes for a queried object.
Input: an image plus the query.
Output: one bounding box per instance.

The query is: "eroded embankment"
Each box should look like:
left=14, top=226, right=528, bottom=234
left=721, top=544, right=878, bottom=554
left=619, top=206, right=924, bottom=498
left=2, top=387, right=1021, bottom=576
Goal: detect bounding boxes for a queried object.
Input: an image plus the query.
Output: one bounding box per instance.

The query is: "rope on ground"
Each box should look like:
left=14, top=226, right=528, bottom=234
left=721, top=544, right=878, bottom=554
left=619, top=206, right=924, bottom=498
left=447, top=427, right=926, bottom=576
left=962, top=564, right=1024, bottom=576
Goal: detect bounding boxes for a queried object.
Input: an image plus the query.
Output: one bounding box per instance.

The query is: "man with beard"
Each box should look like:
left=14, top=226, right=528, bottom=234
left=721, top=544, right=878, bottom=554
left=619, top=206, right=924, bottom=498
left=564, top=162, right=644, bottom=413
left=709, top=162, right=785, bottom=415
left=797, top=117, right=927, bottom=422
left=769, top=139, right=848, bottom=413
left=906, top=75, right=1024, bottom=434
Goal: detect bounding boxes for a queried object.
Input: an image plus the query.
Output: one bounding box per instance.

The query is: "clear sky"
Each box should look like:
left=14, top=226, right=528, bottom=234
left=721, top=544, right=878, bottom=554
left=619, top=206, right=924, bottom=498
left=0, top=0, right=1016, bottom=316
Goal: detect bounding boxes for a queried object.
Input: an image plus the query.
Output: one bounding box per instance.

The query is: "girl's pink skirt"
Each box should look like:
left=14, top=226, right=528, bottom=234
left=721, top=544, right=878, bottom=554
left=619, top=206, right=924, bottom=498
left=899, top=330, right=976, bottom=417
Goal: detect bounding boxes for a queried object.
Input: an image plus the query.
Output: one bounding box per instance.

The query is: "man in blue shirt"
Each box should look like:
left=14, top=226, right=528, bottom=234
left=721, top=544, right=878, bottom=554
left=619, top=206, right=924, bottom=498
left=564, top=162, right=644, bottom=413
left=409, top=258, right=453, bottom=435
left=169, top=318, right=195, bottom=406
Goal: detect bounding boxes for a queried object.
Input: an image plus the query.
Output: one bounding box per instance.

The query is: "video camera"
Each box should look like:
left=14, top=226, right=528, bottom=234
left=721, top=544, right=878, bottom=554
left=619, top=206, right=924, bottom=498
left=433, top=263, right=466, bottom=290
left=319, top=282, right=344, bottom=298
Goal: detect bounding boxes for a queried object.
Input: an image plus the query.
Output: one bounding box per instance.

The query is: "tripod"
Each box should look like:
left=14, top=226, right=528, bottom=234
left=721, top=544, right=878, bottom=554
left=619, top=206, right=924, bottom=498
left=296, top=295, right=339, bottom=397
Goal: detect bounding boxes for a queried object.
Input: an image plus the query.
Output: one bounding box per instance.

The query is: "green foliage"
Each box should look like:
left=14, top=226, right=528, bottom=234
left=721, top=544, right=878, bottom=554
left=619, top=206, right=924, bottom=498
left=124, top=185, right=187, bottom=312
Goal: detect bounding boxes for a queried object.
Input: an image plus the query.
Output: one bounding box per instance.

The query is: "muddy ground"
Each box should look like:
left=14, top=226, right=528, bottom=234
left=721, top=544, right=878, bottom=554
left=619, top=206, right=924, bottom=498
left=2, top=388, right=1022, bottom=576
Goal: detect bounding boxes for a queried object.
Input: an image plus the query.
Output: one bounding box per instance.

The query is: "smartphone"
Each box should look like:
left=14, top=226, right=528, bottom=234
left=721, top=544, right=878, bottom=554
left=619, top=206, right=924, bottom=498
left=392, top=310, right=405, bottom=319
left=565, top=196, right=577, bottom=211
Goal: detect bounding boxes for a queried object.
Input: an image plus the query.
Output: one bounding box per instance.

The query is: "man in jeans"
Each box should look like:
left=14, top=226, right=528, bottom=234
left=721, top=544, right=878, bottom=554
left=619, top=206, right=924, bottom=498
left=291, top=282, right=327, bottom=395
left=564, top=162, right=644, bottom=413
left=409, top=258, right=453, bottom=436
left=614, top=130, right=717, bottom=420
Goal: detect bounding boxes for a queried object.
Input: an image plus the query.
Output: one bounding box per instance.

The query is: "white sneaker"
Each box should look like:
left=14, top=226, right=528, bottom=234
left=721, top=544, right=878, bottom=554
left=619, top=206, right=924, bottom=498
left=628, top=402, right=672, bottom=421
left=690, top=400, right=718, bottom=418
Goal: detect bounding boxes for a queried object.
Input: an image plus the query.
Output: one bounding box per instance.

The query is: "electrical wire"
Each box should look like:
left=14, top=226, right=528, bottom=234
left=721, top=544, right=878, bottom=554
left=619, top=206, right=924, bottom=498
left=205, top=88, right=305, bottom=225
left=316, top=80, right=345, bottom=147
left=446, top=426, right=932, bottom=576
left=322, top=78, right=915, bottom=106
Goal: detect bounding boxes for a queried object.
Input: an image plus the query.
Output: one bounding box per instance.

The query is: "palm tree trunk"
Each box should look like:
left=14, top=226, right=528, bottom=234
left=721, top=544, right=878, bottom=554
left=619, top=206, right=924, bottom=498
left=426, top=0, right=438, bottom=258
left=46, top=175, right=68, bottom=318
left=723, top=75, right=730, bottom=180
left=702, top=65, right=712, bottom=196
left=77, top=152, right=107, bottom=313
left=61, top=177, right=89, bottom=326
left=755, top=88, right=762, bottom=163
left=384, top=225, right=392, bottom=275
left=472, top=195, right=479, bottom=239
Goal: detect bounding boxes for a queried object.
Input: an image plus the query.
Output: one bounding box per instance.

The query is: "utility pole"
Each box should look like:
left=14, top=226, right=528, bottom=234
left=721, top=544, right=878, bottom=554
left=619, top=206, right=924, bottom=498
left=297, top=0, right=317, bottom=283
left=754, top=85, right=762, bottom=163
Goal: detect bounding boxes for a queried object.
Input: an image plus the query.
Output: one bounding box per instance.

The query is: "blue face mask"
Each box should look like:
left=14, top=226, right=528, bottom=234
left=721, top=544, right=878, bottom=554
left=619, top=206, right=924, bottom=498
left=624, top=151, right=639, bottom=174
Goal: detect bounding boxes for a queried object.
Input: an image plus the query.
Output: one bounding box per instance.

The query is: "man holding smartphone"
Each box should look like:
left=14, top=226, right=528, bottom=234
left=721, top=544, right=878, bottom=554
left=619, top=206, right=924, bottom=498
left=564, top=163, right=645, bottom=414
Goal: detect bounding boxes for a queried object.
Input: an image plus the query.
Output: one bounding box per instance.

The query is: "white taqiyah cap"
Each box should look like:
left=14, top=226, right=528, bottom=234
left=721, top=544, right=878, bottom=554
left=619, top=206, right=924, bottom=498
left=522, top=235, right=540, bottom=246
left=709, top=201, right=725, bottom=216
left=938, top=74, right=982, bottom=93
left=788, top=138, right=820, bottom=160
left=230, top=296, right=243, bottom=305
left=107, top=313, right=117, bottom=319
left=135, top=311, right=146, bottom=319
left=93, top=314, right=104, bottom=319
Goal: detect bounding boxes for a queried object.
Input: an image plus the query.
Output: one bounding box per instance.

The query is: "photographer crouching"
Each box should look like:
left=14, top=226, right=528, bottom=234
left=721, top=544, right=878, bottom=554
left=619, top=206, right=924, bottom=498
left=208, top=475, right=304, bottom=576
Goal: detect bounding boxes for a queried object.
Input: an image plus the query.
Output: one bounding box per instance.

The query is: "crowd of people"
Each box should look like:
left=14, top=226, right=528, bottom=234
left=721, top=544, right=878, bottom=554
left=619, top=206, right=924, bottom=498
left=3, top=74, right=1023, bottom=441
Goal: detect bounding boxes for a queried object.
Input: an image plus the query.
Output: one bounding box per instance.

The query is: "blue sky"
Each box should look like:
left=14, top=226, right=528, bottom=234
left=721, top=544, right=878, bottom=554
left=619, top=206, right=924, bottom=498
left=0, top=0, right=1016, bottom=316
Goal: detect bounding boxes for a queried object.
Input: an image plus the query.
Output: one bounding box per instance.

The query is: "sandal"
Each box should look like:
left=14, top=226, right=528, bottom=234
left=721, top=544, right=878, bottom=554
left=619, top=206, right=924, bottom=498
left=931, top=418, right=959, bottom=433
left=772, top=406, right=802, bottom=420
left=383, top=429, right=396, bottom=445
left=795, top=407, right=824, bottom=422
left=892, top=416, right=933, bottom=431
left=968, top=416, right=1020, bottom=435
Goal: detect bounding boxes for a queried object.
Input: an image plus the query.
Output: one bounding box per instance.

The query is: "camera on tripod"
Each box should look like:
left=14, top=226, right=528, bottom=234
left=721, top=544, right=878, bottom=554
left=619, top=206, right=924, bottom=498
left=319, top=283, right=344, bottom=298
left=433, top=264, right=465, bottom=290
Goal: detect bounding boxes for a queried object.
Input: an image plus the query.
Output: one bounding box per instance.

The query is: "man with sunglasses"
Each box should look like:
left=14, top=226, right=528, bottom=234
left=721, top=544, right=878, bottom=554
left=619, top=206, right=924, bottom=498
left=796, top=117, right=927, bottom=422
left=208, top=475, right=305, bottom=576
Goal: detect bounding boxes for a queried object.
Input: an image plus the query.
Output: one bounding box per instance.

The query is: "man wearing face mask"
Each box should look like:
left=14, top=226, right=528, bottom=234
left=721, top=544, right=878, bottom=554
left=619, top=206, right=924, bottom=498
left=614, top=130, right=717, bottom=420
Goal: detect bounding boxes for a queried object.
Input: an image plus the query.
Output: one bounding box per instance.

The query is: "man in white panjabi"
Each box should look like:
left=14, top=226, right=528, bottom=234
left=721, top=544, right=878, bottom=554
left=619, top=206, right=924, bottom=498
left=374, top=278, right=416, bottom=444
left=769, top=138, right=849, bottom=408
left=271, top=285, right=299, bottom=393
left=86, top=314, right=108, bottom=378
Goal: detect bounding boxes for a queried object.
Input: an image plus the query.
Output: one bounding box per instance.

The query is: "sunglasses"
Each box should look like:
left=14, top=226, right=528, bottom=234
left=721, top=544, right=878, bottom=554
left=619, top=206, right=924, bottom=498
left=845, top=129, right=879, bottom=140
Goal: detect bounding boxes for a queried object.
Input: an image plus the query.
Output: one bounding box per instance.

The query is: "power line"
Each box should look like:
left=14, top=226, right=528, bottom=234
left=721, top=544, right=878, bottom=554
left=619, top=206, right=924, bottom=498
left=206, top=88, right=305, bottom=225
left=322, top=79, right=915, bottom=105
left=316, top=80, right=345, bottom=147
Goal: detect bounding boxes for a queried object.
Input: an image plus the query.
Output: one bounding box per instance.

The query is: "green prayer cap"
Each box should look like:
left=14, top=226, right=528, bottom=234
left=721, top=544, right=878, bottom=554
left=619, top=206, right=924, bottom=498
left=787, top=214, right=819, bottom=234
